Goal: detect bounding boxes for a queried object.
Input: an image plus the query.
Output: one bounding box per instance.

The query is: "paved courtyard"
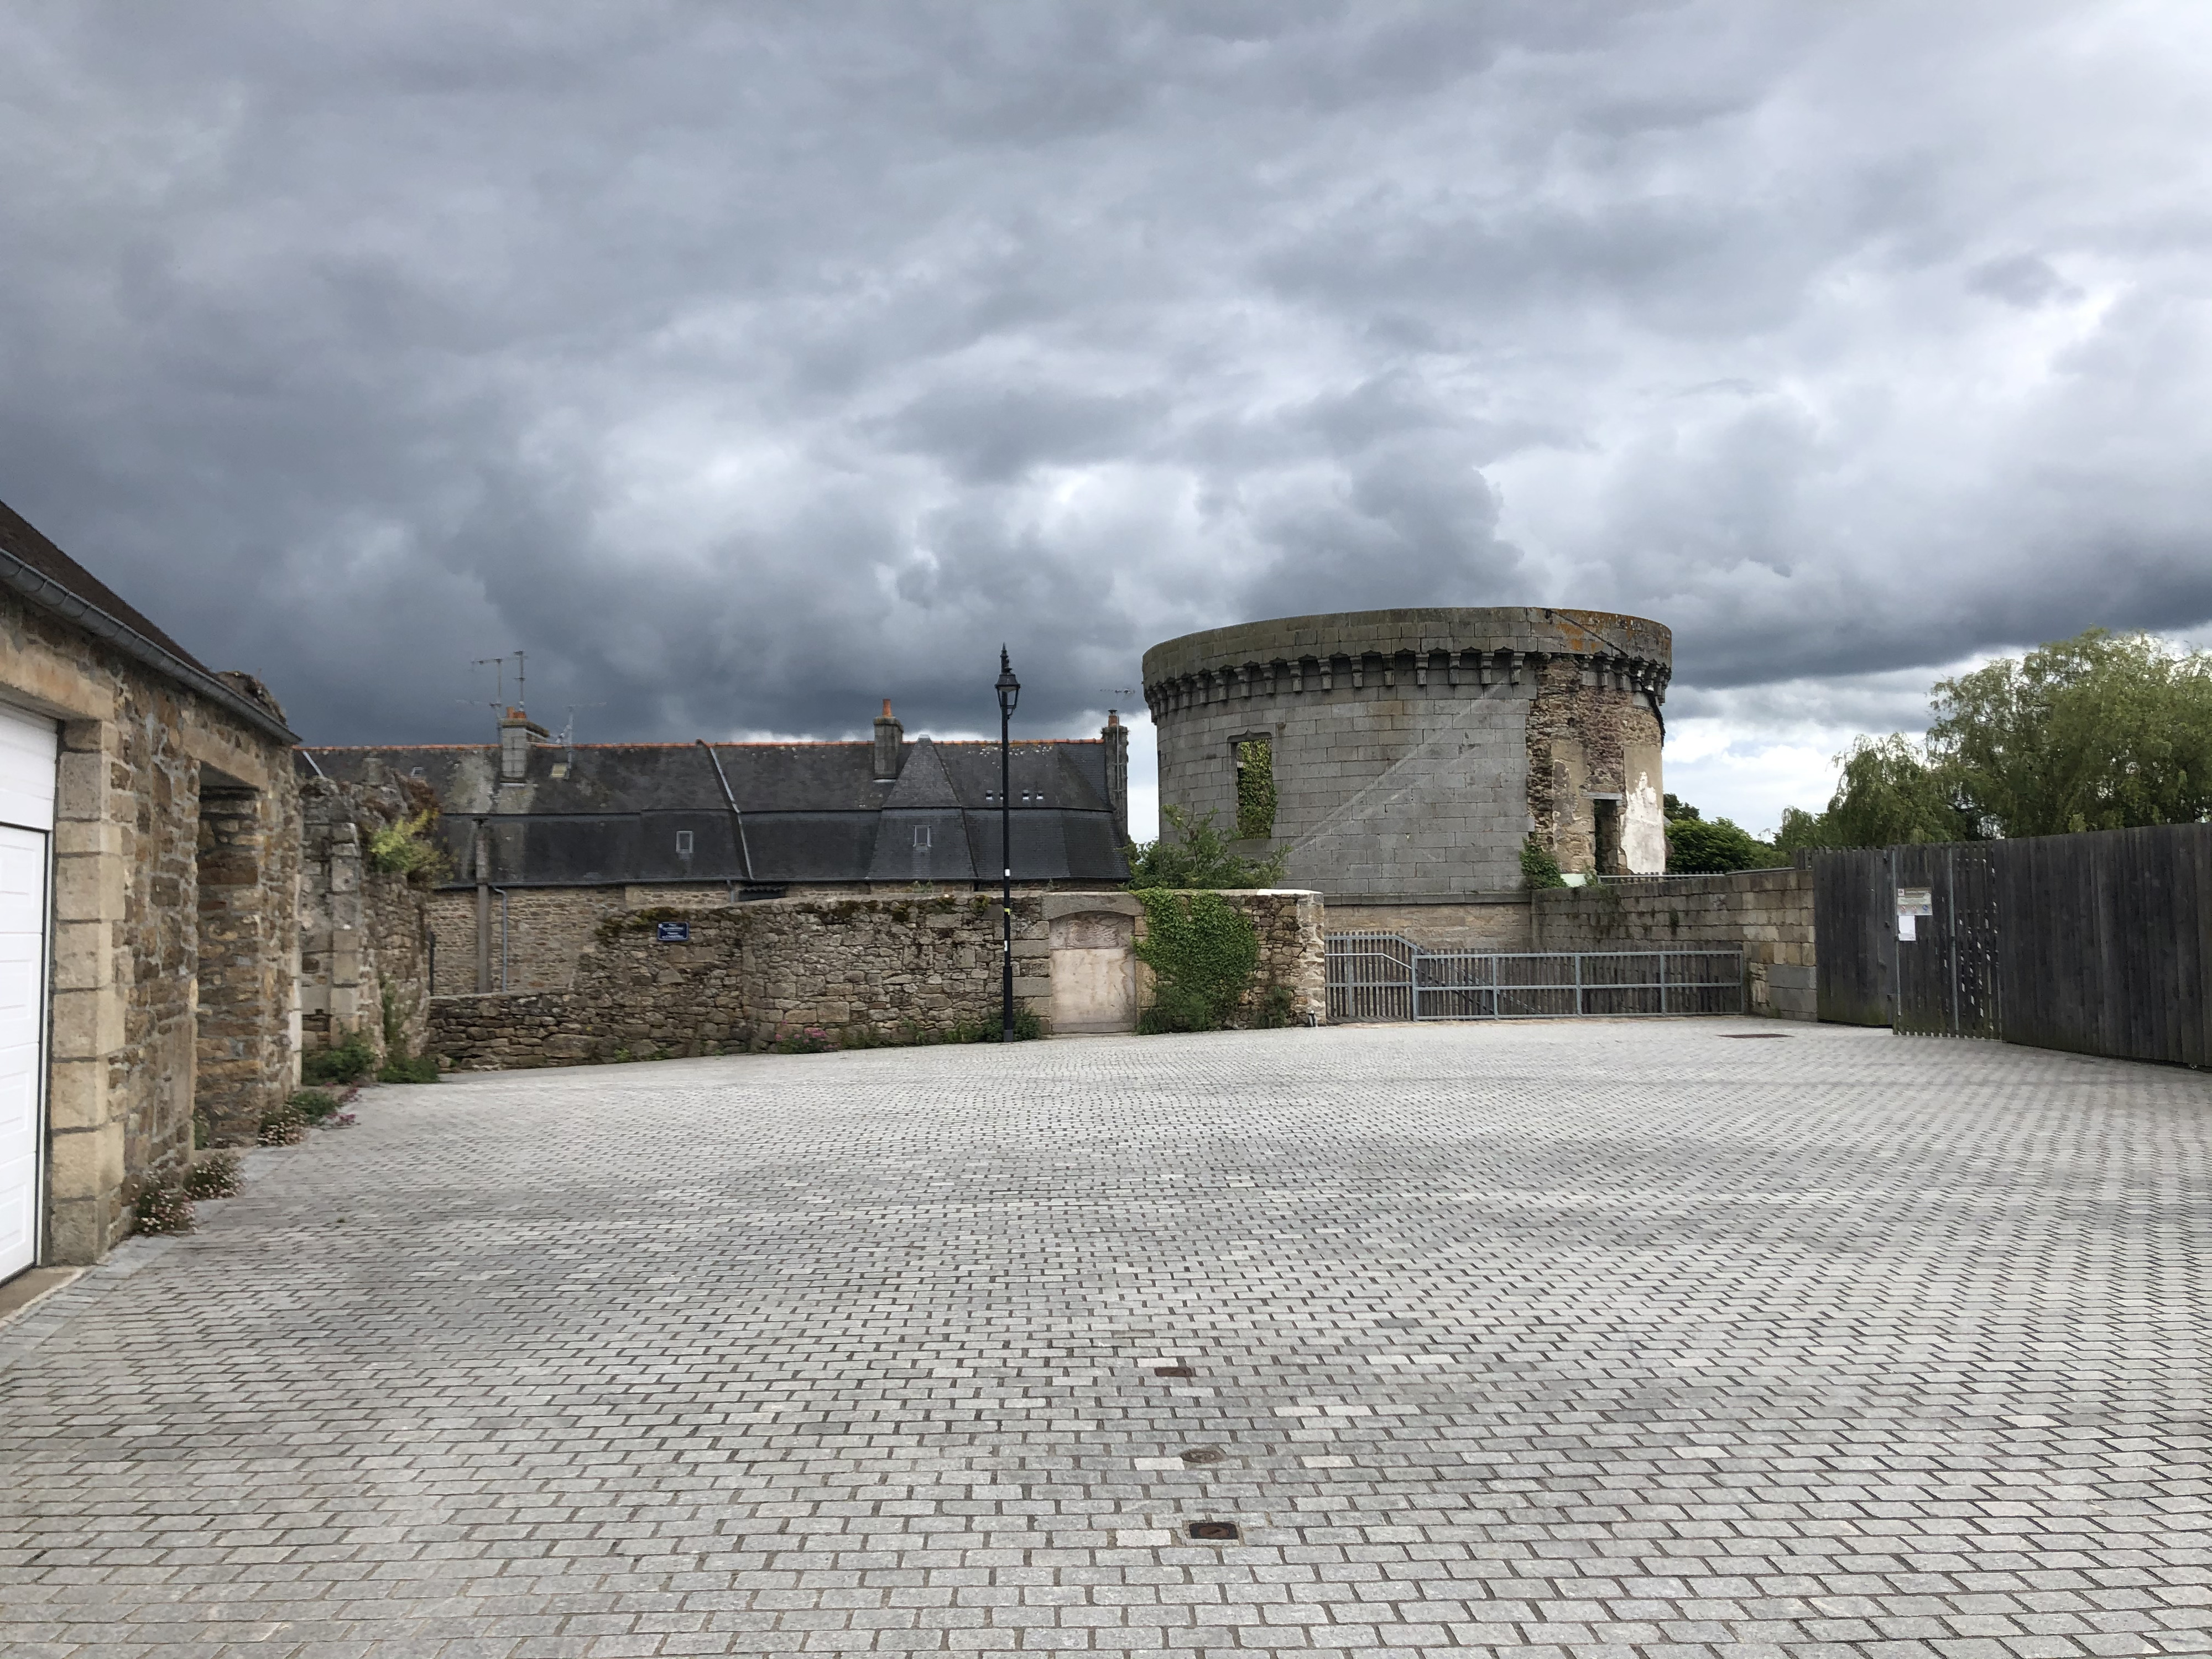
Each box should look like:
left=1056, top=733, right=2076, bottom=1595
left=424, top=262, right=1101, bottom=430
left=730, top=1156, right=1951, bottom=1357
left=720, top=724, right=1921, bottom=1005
left=1, top=1018, right=2206, bottom=1658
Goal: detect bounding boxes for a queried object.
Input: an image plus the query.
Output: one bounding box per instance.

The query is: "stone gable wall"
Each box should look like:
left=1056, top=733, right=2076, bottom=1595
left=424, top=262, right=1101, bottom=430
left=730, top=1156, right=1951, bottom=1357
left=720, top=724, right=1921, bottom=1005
left=428, top=889, right=1326, bottom=1071
left=1531, top=867, right=1815, bottom=1019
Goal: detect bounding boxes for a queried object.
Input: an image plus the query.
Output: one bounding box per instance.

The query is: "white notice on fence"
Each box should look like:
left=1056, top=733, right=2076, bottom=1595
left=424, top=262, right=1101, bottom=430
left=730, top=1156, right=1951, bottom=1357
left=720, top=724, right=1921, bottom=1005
left=1896, top=885, right=1931, bottom=942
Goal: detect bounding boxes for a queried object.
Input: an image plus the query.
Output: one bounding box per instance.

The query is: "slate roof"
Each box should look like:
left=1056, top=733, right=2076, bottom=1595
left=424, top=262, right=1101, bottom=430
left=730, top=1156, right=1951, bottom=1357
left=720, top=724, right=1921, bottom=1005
left=0, top=498, right=208, bottom=669
left=301, top=735, right=1131, bottom=888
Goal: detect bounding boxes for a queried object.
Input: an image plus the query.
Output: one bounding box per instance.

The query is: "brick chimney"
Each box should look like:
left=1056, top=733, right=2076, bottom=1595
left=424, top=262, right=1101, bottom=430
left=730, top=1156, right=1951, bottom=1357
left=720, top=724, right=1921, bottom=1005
left=1102, top=709, right=1129, bottom=844
left=873, top=698, right=905, bottom=781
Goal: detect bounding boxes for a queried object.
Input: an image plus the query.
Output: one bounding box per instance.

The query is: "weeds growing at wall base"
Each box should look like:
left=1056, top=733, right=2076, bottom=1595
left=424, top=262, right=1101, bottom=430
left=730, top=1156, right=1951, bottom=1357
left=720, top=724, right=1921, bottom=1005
left=133, top=1180, right=195, bottom=1235
left=183, top=1152, right=243, bottom=1201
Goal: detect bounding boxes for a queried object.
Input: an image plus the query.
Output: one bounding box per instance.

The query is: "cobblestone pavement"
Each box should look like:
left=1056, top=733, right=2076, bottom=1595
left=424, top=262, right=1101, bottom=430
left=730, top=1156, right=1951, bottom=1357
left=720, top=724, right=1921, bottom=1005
left=1, top=1019, right=2206, bottom=1658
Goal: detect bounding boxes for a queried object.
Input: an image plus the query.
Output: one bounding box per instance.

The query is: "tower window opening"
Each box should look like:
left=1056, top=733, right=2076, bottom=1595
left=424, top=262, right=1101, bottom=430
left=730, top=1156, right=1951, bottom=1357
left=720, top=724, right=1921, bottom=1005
left=1234, top=736, right=1276, bottom=839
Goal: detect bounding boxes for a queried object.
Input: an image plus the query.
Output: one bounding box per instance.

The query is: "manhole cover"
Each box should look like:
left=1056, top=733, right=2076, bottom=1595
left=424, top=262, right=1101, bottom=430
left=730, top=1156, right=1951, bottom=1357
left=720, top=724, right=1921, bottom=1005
left=1154, top=1364, right=1197, bottom=1378
left=1179, top=1445, right=1226, bottom=1465
left=1187, top=1520, right=1241, bottom=1541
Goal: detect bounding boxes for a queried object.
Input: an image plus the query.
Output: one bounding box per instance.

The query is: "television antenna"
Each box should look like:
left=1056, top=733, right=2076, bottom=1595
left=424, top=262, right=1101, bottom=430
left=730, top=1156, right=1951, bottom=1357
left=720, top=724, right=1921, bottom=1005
left=557, top=703, right=607, bottom=762
left=467, top=650, right=528, bottom=715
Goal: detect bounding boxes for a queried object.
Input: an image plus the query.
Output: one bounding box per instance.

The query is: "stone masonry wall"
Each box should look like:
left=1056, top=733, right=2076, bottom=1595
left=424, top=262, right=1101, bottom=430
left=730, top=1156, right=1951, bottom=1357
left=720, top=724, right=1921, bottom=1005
left=3, top=587, right=300, bottom=1262
left=1216, top=889, right=1328, bottom=1025
left=429, top=889, right=1327, bottom=1071
left=1525, top=656, right=1667, bottom=877
left=429, top=881, right=1128, bottom=998
left=1531, top=867, right=1815, bottom=1019
left=1325, top=898, right=1533, bottom=952
left=298, top=775, right=431, bottom=1068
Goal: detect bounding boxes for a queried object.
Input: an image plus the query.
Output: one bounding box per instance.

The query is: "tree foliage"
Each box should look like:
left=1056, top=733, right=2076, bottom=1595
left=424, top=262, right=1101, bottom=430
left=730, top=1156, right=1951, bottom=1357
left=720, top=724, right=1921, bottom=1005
left=1928, top=629, right=2212, bottom=836
left=1775, top=628, right=2212, bottom=848
left=1125, top=806, right=1289, bottom=889
left=1663, top=813, right=1777, bottom=873
left=1776, top=734, right=1974, bottom=851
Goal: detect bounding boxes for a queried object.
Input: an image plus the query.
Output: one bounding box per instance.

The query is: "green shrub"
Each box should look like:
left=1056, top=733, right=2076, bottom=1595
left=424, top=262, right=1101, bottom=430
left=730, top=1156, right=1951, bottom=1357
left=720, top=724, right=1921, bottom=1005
left=259, top=1101, right=308, bottom=1145
left=134, top=1179, right=195, bottom=1235
left=1133, top=890, right=1261, bottom=1033
left=289, top=1088, right=341, bottom=1123
left=1520, top=835, right=1567, bottom=889
left=365, top=809, right=445, bottom=880
left=301, top=1032, right=376, bottom=1086
left=1250, top=984, right=1297, bottom=1029
left=183, top=1151, right=243, bottom=1201
left=378, top=1052, right=439, bottom=1083
left=1125, top=807, right=1288, bottom=889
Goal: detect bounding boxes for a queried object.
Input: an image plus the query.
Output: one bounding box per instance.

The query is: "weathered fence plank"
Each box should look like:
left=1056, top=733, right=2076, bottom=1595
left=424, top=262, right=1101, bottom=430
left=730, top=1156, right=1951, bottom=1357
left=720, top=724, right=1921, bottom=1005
left=1813, top=848, right=1891, bottom=1026
left=1991, top=823, right=2212, bottom=1068
left=1817, top=824, right=2211, bottom=1066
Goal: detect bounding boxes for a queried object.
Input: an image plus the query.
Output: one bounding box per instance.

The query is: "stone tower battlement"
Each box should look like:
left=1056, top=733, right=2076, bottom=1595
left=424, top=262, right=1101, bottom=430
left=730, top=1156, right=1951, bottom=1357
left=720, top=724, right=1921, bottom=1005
left=1142, top=606, right=1672, bottom=902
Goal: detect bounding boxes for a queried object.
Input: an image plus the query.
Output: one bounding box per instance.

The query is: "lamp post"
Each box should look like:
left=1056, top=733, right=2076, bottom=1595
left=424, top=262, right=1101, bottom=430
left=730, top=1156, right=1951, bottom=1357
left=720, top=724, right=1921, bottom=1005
left=996, top=646, right=1020, bottom=1041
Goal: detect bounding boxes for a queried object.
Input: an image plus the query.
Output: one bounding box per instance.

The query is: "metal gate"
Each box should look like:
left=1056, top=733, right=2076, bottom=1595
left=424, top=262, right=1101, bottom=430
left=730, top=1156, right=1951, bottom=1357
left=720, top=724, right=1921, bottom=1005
left=1326, top=934, right=1743, bottom=1022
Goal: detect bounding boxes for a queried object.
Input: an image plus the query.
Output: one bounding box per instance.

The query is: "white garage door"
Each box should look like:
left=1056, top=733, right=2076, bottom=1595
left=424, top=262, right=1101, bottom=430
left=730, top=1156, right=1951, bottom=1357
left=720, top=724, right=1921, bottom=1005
left=0, top=705, right=56, bottom=1279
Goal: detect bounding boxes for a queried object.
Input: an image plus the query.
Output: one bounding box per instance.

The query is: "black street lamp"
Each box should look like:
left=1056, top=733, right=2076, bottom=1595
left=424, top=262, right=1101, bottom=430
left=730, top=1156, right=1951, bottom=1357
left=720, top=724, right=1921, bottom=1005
left=995, top=646, right=1020, bottom=1041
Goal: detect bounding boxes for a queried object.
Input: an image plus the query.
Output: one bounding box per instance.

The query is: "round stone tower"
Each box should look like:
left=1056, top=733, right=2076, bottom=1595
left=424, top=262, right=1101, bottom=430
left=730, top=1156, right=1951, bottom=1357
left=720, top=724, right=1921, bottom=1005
left=1142, top=607, right=1672, bottom=932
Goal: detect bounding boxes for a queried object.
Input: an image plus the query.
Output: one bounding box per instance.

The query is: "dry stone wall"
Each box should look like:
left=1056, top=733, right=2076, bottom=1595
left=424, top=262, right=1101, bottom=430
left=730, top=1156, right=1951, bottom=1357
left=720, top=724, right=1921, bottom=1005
left=1532, top=866, right=1815, bottom=1019
left=428, top=889, right=1327, bottom=1071
left=298, top=775, right=431, bottom=1069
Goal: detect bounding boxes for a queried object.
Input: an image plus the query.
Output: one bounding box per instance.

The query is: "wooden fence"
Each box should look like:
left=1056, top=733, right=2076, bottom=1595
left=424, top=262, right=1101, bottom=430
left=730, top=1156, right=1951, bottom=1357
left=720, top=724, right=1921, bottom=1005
left=1813, top=824, right=2212, bottom=1066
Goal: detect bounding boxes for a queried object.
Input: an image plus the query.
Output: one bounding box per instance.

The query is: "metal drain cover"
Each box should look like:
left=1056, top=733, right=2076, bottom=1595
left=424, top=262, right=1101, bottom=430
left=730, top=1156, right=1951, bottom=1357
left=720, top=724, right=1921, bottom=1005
left=1187, top=1520, right=1240, bottom=1541
left=1154, top=1364, right=1196, bottom=1378
left=1178, top=1445, right=1226, bottom=1465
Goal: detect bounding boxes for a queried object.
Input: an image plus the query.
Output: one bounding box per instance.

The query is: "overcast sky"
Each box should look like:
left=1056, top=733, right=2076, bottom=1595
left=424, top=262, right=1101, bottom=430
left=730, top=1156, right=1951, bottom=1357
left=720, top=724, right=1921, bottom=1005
left=3, top=2, right=2208, bottom=838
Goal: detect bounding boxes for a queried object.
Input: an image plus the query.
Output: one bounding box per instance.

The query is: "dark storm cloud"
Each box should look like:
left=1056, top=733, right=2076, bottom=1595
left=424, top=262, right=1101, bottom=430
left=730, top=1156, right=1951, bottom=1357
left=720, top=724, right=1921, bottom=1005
left=0, top=0, right=2206, bottom=754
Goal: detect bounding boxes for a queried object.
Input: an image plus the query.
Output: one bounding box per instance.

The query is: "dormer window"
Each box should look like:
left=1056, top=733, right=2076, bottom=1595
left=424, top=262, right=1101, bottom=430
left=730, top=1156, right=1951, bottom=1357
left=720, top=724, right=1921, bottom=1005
left=675, top=831, right=695, bottom=856
left=912, top=825, right=932, bottom=850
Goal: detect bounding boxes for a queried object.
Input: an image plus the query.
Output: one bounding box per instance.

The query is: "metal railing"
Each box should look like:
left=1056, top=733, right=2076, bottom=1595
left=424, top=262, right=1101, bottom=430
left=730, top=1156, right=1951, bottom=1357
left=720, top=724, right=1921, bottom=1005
left=1326, top=933, right=1744, bottom=1021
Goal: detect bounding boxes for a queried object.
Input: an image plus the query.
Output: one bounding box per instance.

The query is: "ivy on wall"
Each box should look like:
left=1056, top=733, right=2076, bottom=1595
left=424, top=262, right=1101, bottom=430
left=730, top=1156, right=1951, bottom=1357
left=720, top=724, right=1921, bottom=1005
left=1234, top=739, right=1276, bottom=839
left=1132, top=889, right=1261, bottom=1032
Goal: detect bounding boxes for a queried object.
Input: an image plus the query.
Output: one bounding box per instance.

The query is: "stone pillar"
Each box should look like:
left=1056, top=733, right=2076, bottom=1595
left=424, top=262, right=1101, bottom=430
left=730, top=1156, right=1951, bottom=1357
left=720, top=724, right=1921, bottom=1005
left=474, top=818, right=492, bottom=993
left=296, top=779, right=370, bottom=1056
left=195, top=782, right=288, bottom=1144
left=46, top=718, right=129, bottom=1264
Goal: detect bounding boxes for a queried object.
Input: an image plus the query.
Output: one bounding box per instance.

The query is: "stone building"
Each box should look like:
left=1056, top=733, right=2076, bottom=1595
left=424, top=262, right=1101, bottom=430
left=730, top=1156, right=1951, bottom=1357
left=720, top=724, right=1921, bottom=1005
left=1144, top=607, right=1671, bottom=945
left=304, top=703, right=1133, bottom=995
left=0, top=499, right=301, bottom=1272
